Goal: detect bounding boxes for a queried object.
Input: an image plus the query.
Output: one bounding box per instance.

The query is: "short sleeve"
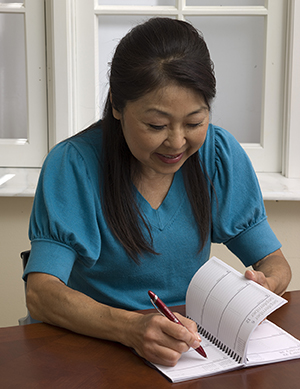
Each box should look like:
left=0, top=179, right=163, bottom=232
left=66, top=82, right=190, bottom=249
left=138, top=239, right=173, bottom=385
left=23, top=140, right=101, bottom=283
left=202, top=126, right=281, bottom=267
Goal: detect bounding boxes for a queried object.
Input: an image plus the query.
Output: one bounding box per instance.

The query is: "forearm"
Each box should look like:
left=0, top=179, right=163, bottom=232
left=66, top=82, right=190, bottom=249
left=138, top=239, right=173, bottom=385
left=26, top=273, right=140, bottom=347
left=26, top=272, right=202, bottom=366
left=251, top=249, right=291, bottom=295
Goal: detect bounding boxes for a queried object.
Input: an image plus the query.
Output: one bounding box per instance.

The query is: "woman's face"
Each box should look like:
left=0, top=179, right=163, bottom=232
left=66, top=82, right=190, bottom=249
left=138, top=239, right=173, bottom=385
left=112, top=84, right=210, bottom=180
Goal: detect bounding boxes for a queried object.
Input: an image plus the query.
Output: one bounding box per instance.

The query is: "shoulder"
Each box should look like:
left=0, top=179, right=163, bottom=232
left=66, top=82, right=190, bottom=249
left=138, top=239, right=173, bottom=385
left=36, top=122, right=104, bottom=195
left=43, top=121, right=103, bottom=172
left=199, top=124, right=252, bottom=178
left=200, top=124, right=243, bottom=158
left=52, top=121, right=102, bottom=160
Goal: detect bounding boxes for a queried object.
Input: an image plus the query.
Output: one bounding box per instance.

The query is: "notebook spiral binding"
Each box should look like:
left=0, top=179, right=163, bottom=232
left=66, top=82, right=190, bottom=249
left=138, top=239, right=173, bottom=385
left=187, top=316, right=242, bottom=364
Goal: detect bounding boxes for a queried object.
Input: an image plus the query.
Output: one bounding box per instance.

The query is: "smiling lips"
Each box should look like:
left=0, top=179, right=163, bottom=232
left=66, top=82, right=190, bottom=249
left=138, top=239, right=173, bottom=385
left=156, top=152, right=184, bottom=164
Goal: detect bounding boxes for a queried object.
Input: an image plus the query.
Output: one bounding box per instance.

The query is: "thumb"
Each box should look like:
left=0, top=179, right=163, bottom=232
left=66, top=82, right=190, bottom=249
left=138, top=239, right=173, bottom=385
left=245, top=269, right=270, bottom=290
left=245, top=269, right=256, bottom=281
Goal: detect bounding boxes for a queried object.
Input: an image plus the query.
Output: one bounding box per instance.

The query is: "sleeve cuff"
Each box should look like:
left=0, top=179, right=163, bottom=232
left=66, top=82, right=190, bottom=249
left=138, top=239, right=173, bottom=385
left=225, top=218, right=282, bottom=267
left=23, top=239, right=77, bottom=284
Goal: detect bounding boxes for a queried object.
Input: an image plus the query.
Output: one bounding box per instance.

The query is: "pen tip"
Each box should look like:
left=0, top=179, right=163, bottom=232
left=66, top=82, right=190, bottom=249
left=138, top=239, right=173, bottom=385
left=197, top=346, right=207, bottom=358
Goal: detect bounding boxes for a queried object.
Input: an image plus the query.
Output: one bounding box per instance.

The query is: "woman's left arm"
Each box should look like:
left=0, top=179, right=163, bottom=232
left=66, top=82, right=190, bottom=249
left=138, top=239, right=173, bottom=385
left=245, top=249, right=292, bottom=295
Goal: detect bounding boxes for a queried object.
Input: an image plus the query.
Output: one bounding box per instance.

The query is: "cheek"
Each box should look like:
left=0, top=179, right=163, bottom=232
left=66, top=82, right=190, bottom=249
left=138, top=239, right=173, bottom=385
left=134, top=133, right=164, bottom=154
left=124, top=132, right=161, bottom=158
left=190, top=129, right=208, bottom=150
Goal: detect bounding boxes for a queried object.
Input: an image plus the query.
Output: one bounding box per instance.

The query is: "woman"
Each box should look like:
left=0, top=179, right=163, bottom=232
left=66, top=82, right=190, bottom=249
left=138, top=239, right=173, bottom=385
left=24, top=18, right=291, bottom=367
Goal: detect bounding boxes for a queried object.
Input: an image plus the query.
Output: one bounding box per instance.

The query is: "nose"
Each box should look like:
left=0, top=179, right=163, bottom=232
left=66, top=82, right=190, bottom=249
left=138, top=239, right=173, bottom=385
left=164, top=127, right=186, bottom=150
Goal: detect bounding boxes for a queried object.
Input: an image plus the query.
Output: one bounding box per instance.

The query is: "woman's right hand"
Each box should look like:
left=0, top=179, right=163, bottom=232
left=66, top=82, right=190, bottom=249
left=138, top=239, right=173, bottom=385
left=125, top=312, right=201, bottom=366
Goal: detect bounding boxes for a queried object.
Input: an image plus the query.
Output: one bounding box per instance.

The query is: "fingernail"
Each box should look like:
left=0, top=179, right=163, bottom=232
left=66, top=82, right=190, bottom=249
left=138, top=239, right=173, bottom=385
left=192, top=339, right=201, bottom=349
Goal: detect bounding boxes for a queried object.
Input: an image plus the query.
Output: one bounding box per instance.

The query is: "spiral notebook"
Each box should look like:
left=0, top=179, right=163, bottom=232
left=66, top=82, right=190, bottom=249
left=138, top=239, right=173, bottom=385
left=153, top=257, right=300, bottom=383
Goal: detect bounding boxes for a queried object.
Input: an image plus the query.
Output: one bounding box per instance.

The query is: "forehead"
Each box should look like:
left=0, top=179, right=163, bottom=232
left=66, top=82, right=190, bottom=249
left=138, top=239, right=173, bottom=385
left=125, top=84, right=208, bottom=114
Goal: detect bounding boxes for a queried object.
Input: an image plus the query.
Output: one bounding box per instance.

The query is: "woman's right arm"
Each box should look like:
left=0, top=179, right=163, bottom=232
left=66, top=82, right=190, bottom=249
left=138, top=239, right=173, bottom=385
left=26, top=272, right=201, bottom=366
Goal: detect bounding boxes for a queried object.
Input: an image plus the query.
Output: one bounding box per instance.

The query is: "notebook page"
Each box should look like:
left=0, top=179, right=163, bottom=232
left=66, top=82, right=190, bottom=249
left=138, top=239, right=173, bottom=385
left=186, top=257, right=287, bottom=362
left=246, top=320, right=300, bottom=365
left=153, top=337, right=243, bottom=382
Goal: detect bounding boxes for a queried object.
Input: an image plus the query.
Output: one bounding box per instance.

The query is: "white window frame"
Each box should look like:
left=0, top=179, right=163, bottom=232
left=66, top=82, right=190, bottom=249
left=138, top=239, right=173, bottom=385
left=282, top=0, right=300, bottom=179
left=0, top=0, right=48, bottom=168
left=92, top=0, right=286, bottom=174
left=1, top=0, right=299, bottom=197
left=52, top=0, right=294, bottom=173
left=45, top=0, right=97, bottom=147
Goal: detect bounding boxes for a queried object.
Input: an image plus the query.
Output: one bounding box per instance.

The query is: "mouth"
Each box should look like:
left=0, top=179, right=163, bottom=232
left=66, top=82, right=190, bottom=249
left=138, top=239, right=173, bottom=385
left=155, top=152, right=184, bottom=164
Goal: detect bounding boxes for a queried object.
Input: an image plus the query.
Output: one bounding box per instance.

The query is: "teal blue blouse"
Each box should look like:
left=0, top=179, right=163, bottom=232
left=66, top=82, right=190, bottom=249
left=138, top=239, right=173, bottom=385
left=24, top=123, right=281, bottom=310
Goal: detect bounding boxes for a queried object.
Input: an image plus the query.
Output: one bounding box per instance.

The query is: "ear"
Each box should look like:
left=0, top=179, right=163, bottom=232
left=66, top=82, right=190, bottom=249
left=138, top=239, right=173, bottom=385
left=110, top=90, right=121, bottom=120
left=112, top=107, right=121, bottom=121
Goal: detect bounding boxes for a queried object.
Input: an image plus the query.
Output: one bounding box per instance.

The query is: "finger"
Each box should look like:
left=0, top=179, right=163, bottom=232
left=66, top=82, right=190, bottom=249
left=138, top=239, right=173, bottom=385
left=138, top=318, right=190, bottom=365
left=145, top=343, right=183, bottom=367
left=245, top=269, right=270, bottom=290
left=161, top=317, right=201, bottom=351
left=176, top=313, right=198, bottom=333
left=132, top=315, right=182, bottom=366
left=245, top=269, right=256, bottom=281
left=175, top=314, right=202, bottom=346
left=140, top=314, right=191, bottom=353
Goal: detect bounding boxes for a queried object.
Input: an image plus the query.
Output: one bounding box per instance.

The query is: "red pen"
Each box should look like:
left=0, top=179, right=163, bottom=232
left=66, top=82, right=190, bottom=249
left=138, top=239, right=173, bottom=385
left=148, top=290, right=207, bottom=358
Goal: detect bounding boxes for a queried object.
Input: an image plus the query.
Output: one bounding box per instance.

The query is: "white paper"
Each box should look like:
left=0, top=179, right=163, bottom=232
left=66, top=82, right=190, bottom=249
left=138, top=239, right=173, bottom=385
left=152, top=257, right=300, bottom=383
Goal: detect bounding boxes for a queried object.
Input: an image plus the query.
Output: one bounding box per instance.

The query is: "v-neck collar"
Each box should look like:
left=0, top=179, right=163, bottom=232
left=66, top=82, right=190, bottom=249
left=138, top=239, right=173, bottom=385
left=134, top=169, right=187, bottom=231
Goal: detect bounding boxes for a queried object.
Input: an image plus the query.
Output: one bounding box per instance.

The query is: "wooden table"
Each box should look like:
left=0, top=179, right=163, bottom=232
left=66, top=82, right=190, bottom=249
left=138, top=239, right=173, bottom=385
left=1, top=291, right=300, bottom=388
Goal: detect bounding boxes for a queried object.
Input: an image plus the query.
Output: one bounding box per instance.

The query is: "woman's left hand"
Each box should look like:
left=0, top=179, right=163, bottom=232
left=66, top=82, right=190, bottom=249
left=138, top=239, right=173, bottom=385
left=244, top=268, right=272, bottom=290
left=244, top=249, right=291, bottom=296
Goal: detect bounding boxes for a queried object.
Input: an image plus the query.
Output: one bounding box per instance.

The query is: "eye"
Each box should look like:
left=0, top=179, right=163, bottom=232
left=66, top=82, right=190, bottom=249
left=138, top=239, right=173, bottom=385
left=148, top=124, right=166, bottom=130
left=187, top=121, right=204, bottom=129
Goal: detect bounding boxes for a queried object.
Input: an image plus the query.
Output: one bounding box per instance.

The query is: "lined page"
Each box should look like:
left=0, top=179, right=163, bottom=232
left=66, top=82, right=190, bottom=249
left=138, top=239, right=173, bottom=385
left=154, top=338, right=242, bottom=383
left=246, top=320, right=300, bottom=365
left=186, top=257, right=287, bottom=362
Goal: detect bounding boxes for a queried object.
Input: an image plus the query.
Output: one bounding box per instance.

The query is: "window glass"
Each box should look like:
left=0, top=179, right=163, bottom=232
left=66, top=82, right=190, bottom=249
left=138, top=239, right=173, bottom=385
left=187, top=16, right=264, bottom=143
left=1, top=0, right=23, bottom=3
left=98, top=15, right=175, bottom=111
left=186, top=0, right=264, bottom=5
left=98, top=0, right=175, bottom=5
left=0, top=13, right=27, bottom=139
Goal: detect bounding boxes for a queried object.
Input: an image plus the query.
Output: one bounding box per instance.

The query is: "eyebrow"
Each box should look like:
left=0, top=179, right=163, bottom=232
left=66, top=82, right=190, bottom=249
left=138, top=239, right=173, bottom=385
left=144, top=107, right=209, bottom=117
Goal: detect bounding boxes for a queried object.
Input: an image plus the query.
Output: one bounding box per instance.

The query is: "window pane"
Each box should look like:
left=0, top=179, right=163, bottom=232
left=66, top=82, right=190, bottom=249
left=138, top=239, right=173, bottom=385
left=0, top=13, right=27, bottom=139
left=187, top=16, right=264, bottom=143
left=98, top=15, right=175, bottom=111
left=98, top=0, right=175, bottom=5
left=187, top=0, right=264, bottom=5
left=1, top=0, right=23, bottom=3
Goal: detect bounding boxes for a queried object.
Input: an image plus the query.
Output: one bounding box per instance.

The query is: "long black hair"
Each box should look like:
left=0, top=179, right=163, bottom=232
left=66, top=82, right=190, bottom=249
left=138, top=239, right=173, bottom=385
left=101, top=18, right=216, bottom=263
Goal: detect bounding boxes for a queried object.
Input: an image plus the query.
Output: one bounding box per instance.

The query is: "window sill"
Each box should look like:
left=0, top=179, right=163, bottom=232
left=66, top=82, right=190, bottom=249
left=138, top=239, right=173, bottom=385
left=256, top=173, right=300, bottom=201
left=0, top=168, right=300, bottom=201
left=0, top=168, right=40, bottom=197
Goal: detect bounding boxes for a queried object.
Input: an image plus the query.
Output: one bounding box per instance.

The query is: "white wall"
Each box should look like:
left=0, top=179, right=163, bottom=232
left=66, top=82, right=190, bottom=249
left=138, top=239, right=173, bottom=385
left=0, top=197, right=299, bottom=327
left=0, top=197, right=33, bottom=327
